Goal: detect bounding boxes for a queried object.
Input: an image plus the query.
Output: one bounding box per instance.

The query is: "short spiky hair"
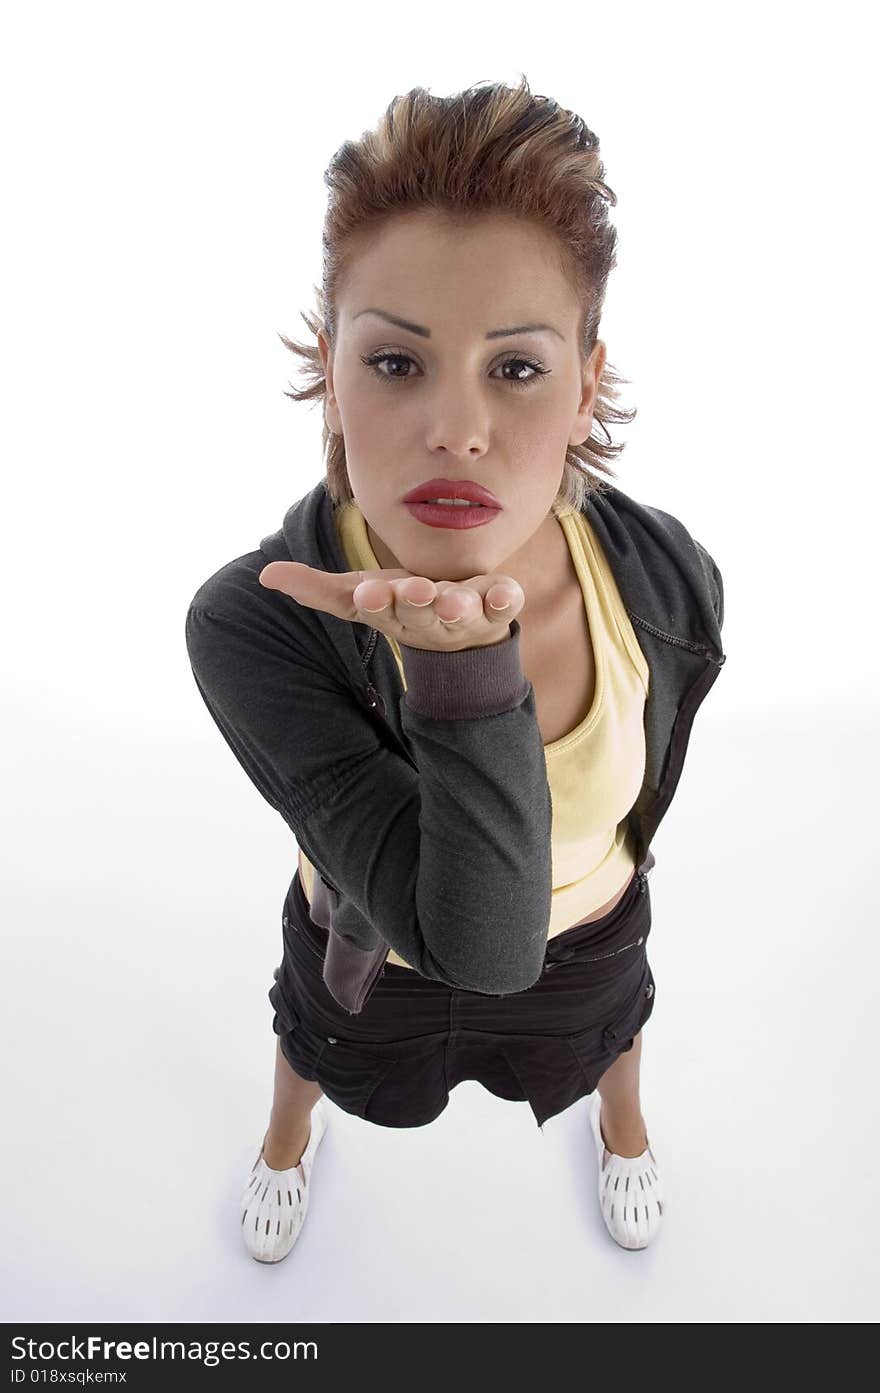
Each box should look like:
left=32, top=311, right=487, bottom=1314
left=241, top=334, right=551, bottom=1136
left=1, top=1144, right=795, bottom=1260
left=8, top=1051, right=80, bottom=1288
left=279, top=74, right=636, bottom=513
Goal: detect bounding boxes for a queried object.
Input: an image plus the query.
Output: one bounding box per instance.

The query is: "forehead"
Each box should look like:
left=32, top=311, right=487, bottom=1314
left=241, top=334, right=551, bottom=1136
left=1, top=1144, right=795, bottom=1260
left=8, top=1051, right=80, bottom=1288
left=340, top=211, right=576, bottom=328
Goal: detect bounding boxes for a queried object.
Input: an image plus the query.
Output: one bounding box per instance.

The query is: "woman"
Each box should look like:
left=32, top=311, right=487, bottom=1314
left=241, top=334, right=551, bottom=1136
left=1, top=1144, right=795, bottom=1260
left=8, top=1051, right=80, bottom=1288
left=185, top=76, right=726, bottom=1264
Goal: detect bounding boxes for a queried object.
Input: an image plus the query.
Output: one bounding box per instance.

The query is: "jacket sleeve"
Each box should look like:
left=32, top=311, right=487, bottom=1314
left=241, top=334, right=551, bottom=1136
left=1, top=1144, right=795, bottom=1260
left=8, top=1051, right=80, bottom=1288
left=184, top=601, right=552, bottom=995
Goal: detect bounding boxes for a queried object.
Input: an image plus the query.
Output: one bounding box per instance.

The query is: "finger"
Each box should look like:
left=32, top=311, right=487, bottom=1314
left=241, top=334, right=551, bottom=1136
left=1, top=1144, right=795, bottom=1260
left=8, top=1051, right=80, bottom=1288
left=352, top=579, right=390, bottom=613
left=349, top=571, right=419, bottom=614
left=391, top=578, right=448, bottom=627
left=485, top=585, right=516, bottom=616
left=355, top=577, right=440, bottom=621
left=395, top=578, right=438, bottom=608
left=355, top=577, right=469, bottom=629
left=458, top=575, right=524, bottom=609
left=429, top=584, right=482, bottom=627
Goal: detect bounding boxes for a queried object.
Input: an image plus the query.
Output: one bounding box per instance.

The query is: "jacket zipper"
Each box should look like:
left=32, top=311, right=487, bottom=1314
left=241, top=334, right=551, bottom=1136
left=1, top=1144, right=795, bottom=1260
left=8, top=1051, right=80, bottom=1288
left=364, top=681, right=386, bottom=717
left=636, top=648, right=725, bottom=853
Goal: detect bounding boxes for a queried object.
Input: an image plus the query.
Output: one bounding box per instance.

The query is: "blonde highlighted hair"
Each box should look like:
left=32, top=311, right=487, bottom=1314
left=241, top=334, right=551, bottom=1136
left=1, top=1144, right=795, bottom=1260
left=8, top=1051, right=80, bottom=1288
left=279, top=74, right=636, bottom=513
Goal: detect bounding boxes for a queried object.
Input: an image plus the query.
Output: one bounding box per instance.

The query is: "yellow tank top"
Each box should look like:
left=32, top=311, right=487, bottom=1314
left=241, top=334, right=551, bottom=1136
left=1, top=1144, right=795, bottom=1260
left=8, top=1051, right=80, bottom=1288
left=298, top=499, right=649, bottom=970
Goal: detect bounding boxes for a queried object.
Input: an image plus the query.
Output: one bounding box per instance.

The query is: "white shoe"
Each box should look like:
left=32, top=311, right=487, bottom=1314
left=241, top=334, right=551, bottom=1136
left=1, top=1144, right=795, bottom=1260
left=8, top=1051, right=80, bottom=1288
left=240, top=1098, right=328, bottom=1263
left=589, top=1091, right=664, bottom=1250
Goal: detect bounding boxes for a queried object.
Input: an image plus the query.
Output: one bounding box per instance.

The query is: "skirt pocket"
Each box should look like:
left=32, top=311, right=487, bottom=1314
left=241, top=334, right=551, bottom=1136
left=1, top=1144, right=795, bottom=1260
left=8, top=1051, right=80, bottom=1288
left=305, top=1024, right=452, bottom=1127
left=282, top=902, right=326, bottom=964
left=270, top=961, right=404, bottom=1115
left=311, top=1035, right=400, bottom=1119
left=268, top=965, right=327, bottom=1081
left=565, top=959, right=657, bottom=1092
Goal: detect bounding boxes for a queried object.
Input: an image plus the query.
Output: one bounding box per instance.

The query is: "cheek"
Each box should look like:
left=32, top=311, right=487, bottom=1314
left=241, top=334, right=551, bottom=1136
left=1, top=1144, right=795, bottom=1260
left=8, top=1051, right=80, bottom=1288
left=520, top=402, right=572, bottom=451
left=343, top=415, right=412, bottom=493
left=506, top=432, right=568, bottom=492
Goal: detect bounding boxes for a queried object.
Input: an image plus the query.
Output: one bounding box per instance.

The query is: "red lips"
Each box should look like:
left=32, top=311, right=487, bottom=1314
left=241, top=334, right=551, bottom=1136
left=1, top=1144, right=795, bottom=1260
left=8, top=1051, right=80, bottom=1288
left=402, top=478, right=502, bottom=508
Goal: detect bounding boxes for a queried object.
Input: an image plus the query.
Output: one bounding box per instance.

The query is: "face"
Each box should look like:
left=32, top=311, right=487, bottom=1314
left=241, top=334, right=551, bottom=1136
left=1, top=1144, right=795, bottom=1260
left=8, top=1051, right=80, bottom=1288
left=317, top=210, right=606, bottom=600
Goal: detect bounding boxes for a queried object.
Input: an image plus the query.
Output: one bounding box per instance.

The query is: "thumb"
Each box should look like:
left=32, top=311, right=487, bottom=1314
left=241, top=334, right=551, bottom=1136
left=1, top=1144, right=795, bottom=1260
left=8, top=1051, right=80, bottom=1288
left=258, top=561, right=412, bottom=622
left=258, top=561, right=312, bottom=597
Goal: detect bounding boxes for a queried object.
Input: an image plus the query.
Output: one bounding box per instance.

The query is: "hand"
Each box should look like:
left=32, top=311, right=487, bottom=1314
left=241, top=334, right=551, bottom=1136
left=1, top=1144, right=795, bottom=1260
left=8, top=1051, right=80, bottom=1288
left=258, top=562, right=525, bottom=652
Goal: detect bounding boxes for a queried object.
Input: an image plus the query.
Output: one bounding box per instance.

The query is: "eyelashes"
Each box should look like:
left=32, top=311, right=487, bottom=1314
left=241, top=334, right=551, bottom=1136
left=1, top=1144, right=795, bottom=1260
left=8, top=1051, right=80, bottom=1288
left=359, top=348, right=551, bottom=391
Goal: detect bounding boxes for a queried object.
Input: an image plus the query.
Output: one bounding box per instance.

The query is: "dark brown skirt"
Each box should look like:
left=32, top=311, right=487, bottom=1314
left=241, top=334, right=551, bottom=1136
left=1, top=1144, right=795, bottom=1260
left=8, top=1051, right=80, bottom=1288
left=269, top=863, right=657, bottom=1131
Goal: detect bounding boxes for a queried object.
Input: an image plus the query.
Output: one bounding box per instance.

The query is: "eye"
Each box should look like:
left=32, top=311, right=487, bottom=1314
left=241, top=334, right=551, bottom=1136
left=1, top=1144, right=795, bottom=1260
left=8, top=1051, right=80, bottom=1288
left=359, top=348, right=550, bottom=391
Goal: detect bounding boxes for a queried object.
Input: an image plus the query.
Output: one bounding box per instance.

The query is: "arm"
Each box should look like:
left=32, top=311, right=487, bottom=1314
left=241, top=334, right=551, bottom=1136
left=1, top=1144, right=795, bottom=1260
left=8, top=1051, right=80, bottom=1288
left=184, top=601, right=552, bottom=995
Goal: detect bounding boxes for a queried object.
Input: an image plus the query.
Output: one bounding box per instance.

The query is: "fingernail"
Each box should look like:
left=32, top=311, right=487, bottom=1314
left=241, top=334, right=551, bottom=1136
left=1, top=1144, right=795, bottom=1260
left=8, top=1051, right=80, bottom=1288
left=362, top=604, right=388, bottom=613
left=489, top=601, right=511, bottom=611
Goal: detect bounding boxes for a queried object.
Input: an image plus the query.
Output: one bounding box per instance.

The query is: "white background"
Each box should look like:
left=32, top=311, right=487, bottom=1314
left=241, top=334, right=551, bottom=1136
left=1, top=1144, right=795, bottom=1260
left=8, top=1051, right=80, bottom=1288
left=2, top=0, right=878, bottom=1326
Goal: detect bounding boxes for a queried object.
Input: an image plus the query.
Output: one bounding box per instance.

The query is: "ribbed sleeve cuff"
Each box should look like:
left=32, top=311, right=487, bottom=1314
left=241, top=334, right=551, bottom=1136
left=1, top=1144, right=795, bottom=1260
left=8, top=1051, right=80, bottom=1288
left=398, top=617, right=531, bottom=719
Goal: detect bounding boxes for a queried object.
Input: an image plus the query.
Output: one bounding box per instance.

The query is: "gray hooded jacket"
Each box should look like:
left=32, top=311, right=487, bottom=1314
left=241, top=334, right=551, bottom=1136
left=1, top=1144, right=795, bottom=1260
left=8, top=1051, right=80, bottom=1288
left=185, top=478, right=726, bottom=1015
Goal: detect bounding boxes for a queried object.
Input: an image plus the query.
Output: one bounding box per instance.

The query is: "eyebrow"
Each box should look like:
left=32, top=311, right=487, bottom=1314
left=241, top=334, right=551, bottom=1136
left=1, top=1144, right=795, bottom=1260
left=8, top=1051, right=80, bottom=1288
left=352, top=307, right=565, bottom=342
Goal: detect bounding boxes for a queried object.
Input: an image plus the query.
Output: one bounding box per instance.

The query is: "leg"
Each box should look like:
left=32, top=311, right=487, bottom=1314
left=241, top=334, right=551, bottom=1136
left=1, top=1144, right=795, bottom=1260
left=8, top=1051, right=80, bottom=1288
left=594, top=1029, right=649, bottom=1159
left=261, top=1038, right=324, bottom=1177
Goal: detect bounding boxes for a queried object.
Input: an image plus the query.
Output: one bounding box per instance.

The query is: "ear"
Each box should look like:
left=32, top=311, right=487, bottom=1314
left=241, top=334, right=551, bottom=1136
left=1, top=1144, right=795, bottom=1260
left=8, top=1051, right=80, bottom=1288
left=317, top=328, right=342, bottom=434
left=569, top=339, right=607, bottom=448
